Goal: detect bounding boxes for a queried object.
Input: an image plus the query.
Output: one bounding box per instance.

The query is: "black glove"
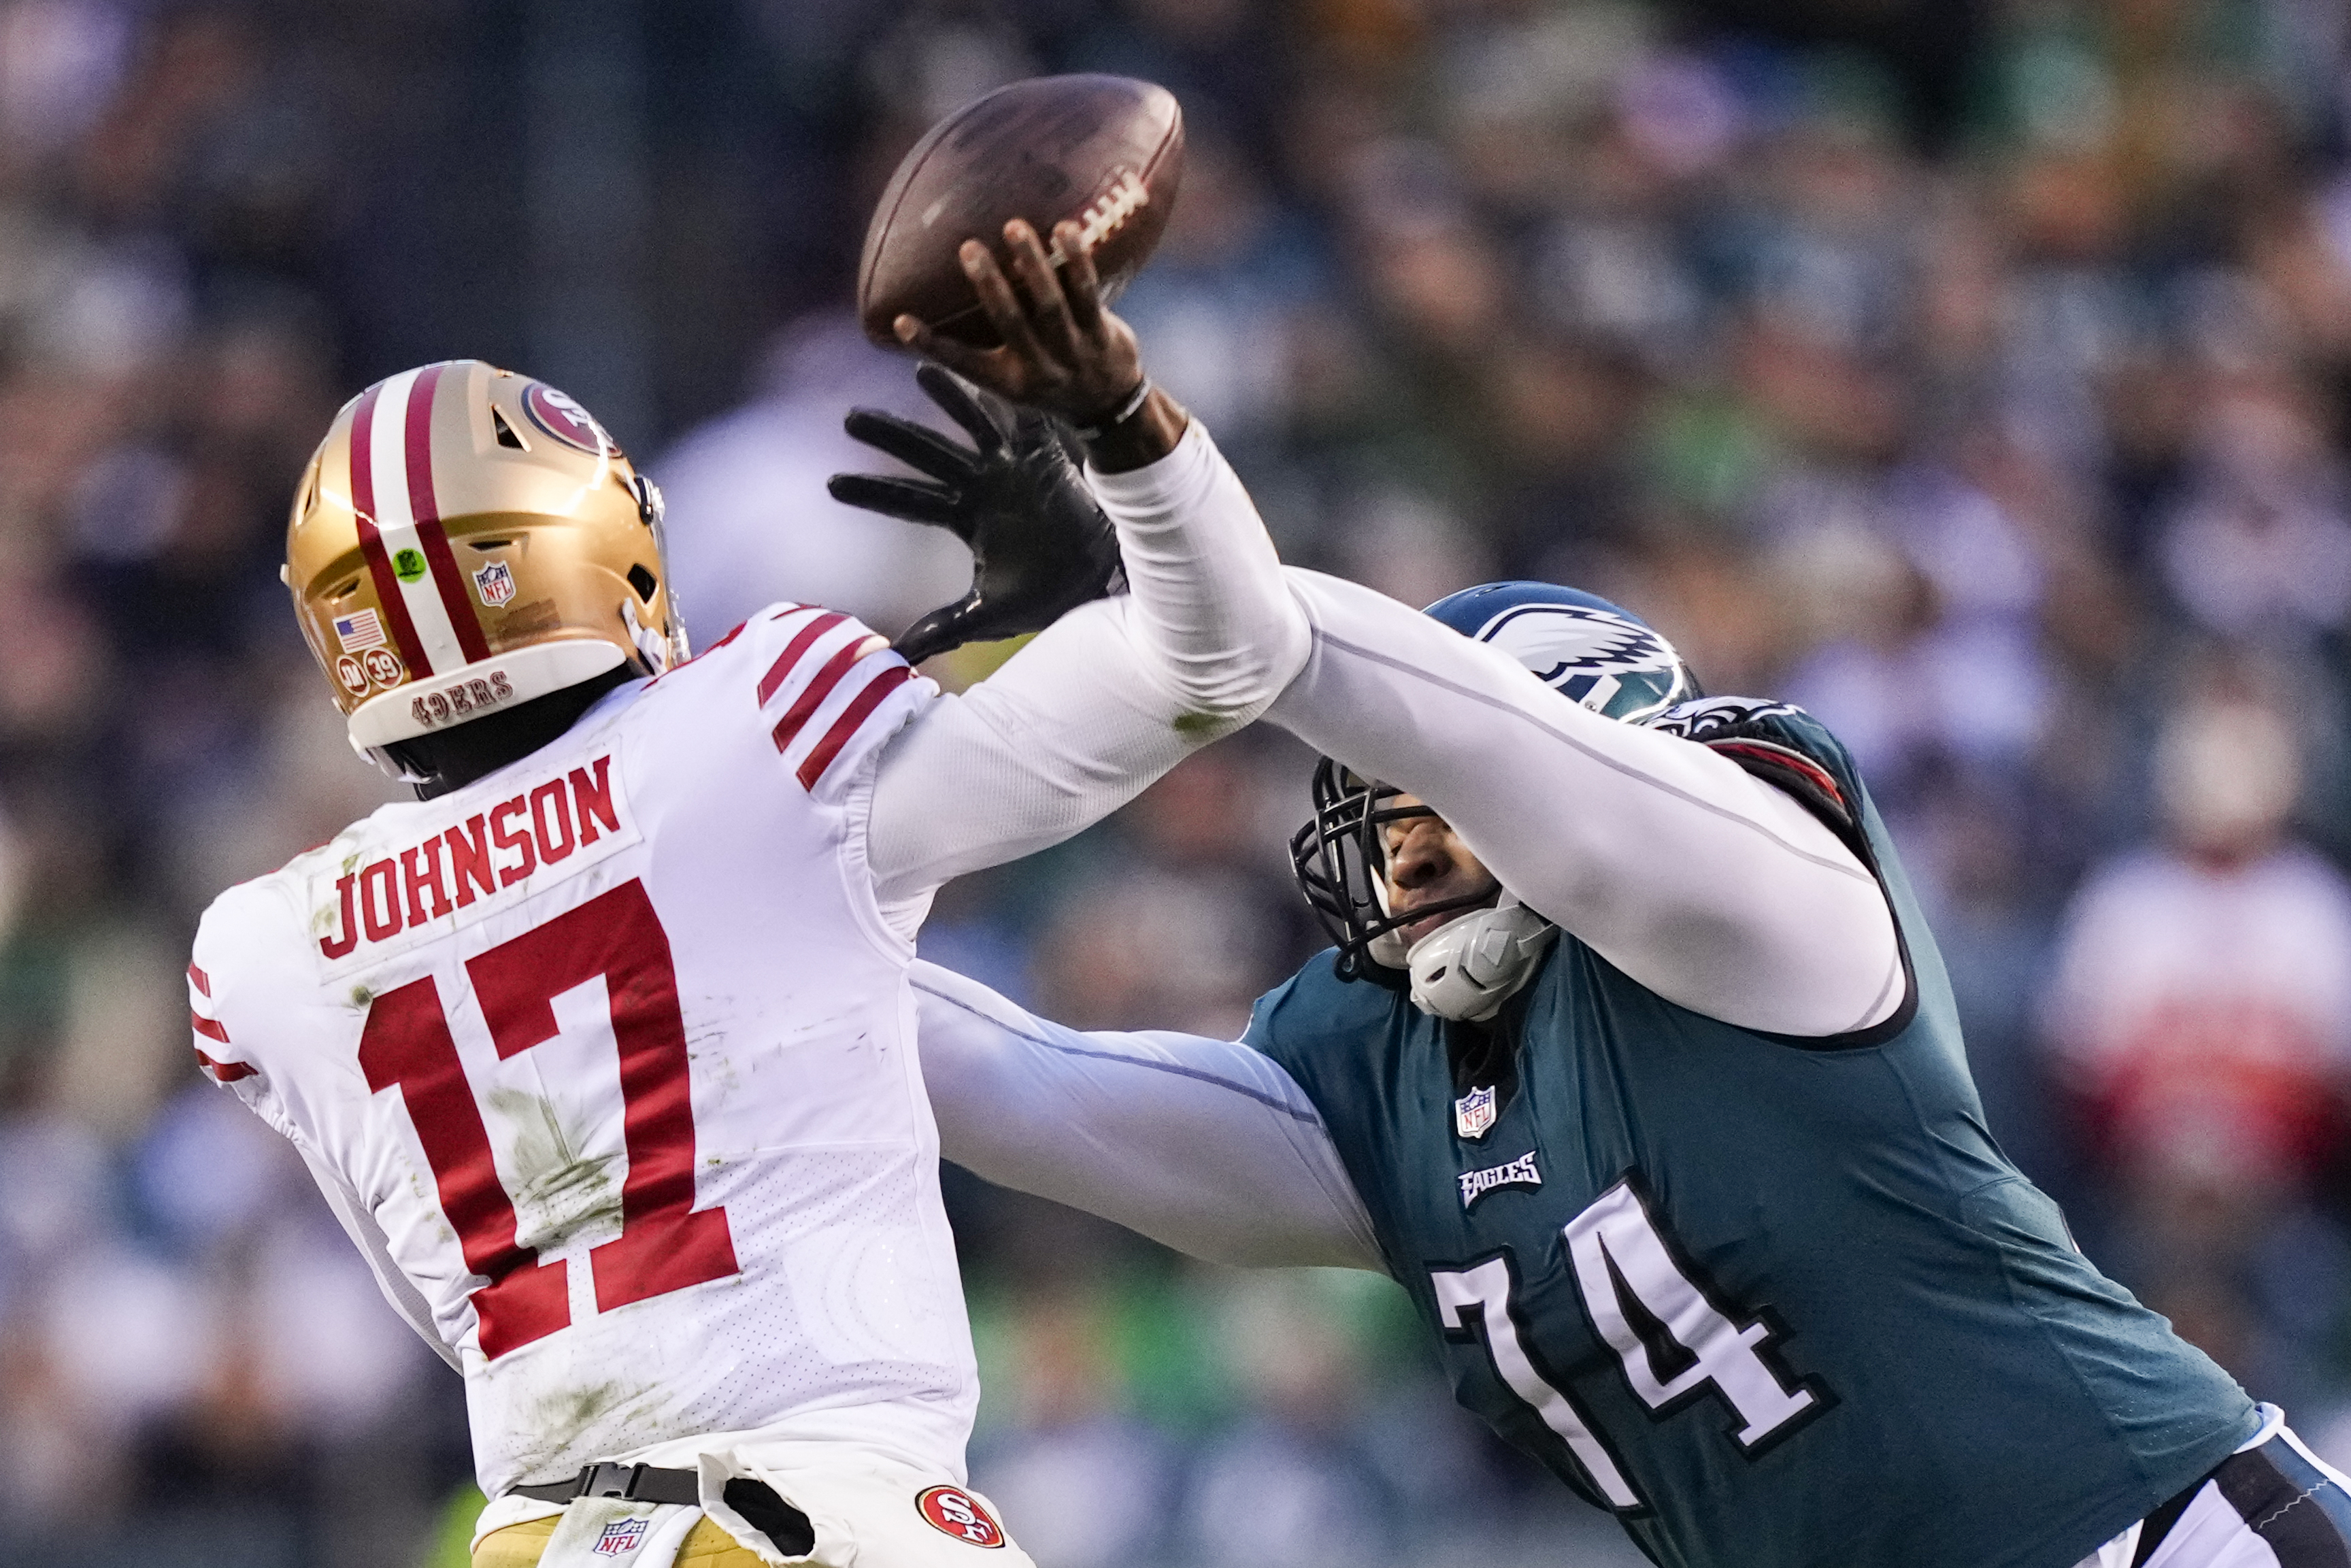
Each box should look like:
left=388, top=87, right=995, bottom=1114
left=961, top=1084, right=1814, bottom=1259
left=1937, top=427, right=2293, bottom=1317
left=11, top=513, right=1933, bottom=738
left=828, top=363, right=1125, bottom=666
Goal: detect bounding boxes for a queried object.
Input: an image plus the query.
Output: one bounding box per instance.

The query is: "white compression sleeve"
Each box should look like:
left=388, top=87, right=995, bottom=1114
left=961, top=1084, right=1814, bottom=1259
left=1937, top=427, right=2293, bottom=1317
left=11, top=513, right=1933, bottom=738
left=910, top=961, right=1384, bottom=1272
left=867, top=420, right=1307, bottom=917
left=1273, top=570, right=1905, bottom=1037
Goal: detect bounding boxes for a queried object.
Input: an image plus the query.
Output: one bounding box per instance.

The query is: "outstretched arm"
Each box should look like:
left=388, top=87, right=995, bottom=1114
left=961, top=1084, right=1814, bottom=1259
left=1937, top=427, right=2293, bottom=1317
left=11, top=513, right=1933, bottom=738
left=863, top=418, right=1303, bottom=915
left=911, top=961, right=1384, bottom=1272
left=857, top=219, right=1308, bottom=916
left=1275, top=570, right=1903, bottom=1037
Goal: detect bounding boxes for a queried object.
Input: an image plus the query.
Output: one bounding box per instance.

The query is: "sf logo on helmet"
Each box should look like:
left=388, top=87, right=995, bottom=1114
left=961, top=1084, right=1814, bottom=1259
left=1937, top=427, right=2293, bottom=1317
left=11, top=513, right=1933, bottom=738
left=524, top=381, right=613, bottom=454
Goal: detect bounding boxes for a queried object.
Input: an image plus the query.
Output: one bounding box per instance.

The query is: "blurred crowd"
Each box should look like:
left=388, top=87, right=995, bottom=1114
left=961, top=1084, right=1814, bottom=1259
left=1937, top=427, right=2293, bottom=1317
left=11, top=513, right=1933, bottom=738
left=4, top=0, right=2351, bottom=1564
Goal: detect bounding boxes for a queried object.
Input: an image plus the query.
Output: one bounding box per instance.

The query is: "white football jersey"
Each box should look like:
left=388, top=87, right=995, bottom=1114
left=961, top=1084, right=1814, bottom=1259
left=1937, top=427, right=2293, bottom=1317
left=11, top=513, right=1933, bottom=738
left=188, top=605, right=976, bottom=1495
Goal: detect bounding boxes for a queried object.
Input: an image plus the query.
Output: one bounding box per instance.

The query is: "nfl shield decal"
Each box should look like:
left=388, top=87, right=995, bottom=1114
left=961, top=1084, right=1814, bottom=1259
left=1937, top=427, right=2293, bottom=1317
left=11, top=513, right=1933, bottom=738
left=472, top=558, right=516, bottom=607
left=1455, top=1084, right=1497, bottom=1140
left=591, top=1516, right=651, bottom=1556
left=917, top=1486, right=1006, bottom=1548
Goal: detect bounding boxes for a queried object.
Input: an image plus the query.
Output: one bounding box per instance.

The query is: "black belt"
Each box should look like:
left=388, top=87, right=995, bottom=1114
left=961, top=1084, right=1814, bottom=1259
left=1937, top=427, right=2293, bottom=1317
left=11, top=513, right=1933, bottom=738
left=511, top=1461, right=703, bottom=1507
left=507, top=1463, right=816, bottom=1557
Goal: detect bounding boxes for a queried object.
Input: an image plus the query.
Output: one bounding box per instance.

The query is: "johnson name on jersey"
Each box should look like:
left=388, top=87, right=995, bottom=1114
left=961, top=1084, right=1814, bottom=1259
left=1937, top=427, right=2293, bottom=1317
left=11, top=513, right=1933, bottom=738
left=188, top=605, right=978, bottom=1495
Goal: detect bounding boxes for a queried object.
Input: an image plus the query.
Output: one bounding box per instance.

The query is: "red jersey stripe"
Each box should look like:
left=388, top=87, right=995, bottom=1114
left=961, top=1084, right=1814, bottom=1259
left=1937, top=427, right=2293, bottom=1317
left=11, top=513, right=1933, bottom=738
left=1709, top=740, right=1845, bottom=806
left=405, top=364, right=492, bottom=665
left=756, top=612, right=848, bottom=707
left=191, top=1010, right=231, bottom=1044
left=186, top=963, right=210, bottom=996
left=797, top=665, right=914, bottom=790
left=195, top=1048, right=255, bottom=1082
left=350, top=384, right=434, bottom=677
left=770, top=639, right=867, bottom=754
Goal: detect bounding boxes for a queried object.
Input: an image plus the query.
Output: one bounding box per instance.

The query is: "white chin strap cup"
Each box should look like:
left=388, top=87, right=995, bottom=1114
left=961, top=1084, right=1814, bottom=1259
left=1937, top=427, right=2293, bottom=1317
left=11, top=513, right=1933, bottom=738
left=1404, top=894, right=1558, bottom=1022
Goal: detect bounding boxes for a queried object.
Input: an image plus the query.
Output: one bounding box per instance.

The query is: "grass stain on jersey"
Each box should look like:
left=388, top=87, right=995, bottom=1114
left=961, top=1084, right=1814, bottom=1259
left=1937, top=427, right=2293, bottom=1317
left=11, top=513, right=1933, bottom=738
left=350, top=984, right=373, bottom=1009
left=531, top=1375, right=674, bottom=1458
left=488, top=1087, right=624, bottom=1247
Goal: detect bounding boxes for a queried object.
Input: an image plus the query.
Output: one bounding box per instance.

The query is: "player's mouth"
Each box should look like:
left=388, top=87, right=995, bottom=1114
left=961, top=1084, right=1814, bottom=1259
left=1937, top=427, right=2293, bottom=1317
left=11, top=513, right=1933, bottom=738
left=1393, top=882, right=1503, bottom=948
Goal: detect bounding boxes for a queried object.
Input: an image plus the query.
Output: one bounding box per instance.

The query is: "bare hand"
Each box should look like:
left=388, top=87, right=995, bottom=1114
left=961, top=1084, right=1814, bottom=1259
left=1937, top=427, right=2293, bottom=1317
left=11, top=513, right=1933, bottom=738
left=893, top=219, right=1184, bottom=471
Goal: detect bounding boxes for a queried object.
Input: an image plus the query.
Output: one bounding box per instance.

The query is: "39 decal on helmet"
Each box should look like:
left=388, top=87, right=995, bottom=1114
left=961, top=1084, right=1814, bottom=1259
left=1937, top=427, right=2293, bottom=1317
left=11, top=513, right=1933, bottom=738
left=284, top=360, right=688, bottom=775
left=1288, top=582, right=1700, bottom=1014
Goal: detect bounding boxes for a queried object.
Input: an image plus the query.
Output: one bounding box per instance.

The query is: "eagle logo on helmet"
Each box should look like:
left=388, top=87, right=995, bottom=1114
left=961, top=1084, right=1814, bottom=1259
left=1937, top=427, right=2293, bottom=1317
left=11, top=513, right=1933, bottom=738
left=1474, top=603, right=1681, bottom=718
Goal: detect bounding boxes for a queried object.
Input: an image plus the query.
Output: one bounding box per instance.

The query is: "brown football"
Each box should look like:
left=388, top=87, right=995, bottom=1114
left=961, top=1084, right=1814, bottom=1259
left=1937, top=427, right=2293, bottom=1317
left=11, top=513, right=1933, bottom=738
left=858, top=74, right=1185, bottom=350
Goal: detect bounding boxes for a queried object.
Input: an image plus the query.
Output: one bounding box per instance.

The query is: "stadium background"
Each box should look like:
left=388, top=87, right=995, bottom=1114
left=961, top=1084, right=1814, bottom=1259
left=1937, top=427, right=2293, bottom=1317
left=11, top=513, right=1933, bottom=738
left=4, top=0, right=2351, bottom=1563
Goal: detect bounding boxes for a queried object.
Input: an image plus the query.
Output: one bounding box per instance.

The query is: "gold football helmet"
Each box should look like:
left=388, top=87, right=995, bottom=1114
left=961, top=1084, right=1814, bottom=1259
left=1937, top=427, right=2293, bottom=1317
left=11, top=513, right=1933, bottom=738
left=285, top=360, right=688, bottom=773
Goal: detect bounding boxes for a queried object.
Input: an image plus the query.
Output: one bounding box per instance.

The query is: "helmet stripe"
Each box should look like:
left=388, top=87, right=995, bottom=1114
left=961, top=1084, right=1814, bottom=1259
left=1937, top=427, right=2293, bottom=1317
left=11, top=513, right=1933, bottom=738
left=349, top=382, right=435, bottom=678
left=363, top=366, right=473, bottom=678
left=403, top=363, right=493, bottom=665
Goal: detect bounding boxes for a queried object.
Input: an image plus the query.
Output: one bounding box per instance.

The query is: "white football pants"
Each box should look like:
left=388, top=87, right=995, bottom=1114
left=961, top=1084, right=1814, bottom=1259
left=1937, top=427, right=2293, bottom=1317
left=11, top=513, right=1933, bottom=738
left=2076, top=1407, right=2351, bottom=1568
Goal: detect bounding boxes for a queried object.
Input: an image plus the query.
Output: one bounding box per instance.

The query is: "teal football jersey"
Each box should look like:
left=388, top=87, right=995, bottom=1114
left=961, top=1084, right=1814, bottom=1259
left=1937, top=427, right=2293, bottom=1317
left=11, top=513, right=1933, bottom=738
left=1244, top=699, right=2256, bottom=1568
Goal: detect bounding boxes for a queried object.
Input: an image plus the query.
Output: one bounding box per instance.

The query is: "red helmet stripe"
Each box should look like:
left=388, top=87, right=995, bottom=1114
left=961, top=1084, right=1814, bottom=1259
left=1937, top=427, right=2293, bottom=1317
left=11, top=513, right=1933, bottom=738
left=404, top=363, right=493, bottom=664
left=349, top=382, right=435, bottom=677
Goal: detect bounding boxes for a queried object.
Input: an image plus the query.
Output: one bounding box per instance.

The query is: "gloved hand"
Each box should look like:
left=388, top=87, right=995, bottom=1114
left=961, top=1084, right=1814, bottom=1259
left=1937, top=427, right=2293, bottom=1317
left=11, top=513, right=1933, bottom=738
left=828, top=363, right=1125, bottom=666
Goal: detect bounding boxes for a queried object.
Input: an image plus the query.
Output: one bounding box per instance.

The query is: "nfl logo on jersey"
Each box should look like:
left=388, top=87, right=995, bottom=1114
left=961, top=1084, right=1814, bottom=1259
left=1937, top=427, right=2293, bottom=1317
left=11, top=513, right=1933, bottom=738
left=591, top=1517, right=650, bottom=1557
left=1456, top=1084, right=1497, bottom=1139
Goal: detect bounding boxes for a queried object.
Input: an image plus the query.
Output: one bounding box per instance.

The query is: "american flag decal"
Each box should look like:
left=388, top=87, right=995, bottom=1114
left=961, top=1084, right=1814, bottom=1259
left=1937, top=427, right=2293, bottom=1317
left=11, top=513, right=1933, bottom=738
left=333, top=608, right=388, bottom=652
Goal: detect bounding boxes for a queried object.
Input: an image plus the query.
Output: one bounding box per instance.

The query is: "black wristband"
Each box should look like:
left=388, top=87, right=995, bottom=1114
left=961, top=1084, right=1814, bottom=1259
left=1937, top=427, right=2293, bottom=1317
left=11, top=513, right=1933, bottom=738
left=1072, top=378, right=1153, bottom=442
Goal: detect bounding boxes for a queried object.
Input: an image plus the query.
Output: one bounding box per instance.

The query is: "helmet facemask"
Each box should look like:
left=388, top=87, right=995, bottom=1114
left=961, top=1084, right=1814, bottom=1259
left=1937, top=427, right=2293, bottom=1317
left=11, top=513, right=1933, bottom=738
left=1287, top=758, right=1505, bottom=982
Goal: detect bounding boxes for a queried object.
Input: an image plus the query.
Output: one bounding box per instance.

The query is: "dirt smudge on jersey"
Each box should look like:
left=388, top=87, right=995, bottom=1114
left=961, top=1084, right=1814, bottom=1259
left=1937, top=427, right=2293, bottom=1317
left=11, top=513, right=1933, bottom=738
left=488, top=1087, right=624, bottom=1247
left=530, top=1374, right=674, bottom=1460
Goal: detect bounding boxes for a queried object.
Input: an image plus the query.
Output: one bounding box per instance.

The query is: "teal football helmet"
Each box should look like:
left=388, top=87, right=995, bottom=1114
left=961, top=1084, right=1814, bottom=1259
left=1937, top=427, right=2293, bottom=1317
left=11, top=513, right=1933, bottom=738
left=1290, top=582, right=1699, bottom=982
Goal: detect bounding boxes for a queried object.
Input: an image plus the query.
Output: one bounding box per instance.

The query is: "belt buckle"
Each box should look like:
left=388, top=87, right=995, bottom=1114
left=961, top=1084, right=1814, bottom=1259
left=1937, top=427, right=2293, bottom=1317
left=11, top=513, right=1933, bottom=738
left=578, top=1461, right=641, bottom=1500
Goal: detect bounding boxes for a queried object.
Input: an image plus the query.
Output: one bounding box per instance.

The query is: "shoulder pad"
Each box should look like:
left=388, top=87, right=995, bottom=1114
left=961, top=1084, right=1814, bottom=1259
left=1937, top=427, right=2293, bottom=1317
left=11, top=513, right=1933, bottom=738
left=1653, top=697, right=1860, bottom=846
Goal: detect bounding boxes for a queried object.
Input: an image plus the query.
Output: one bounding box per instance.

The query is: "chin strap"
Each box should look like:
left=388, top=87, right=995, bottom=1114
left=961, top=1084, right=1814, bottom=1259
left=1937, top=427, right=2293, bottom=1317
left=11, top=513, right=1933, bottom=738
left=1404, top=893, right=1558, bottom=1022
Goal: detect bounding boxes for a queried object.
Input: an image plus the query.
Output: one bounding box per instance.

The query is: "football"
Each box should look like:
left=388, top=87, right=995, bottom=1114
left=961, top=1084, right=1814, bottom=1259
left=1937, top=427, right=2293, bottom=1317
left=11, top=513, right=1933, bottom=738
left=858, top=73, right=1185, bottom=350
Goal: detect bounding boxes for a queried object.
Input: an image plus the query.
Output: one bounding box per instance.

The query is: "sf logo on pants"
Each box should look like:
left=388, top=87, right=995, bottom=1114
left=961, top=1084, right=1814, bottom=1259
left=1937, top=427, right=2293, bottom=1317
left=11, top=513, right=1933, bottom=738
left=917, top=1486, right=1005, bottom=1548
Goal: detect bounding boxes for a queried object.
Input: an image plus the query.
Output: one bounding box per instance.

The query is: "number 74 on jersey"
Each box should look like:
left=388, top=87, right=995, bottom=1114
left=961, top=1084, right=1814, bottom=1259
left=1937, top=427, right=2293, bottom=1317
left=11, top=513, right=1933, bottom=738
left=1434, top=1178, right=1829, bottom=1512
